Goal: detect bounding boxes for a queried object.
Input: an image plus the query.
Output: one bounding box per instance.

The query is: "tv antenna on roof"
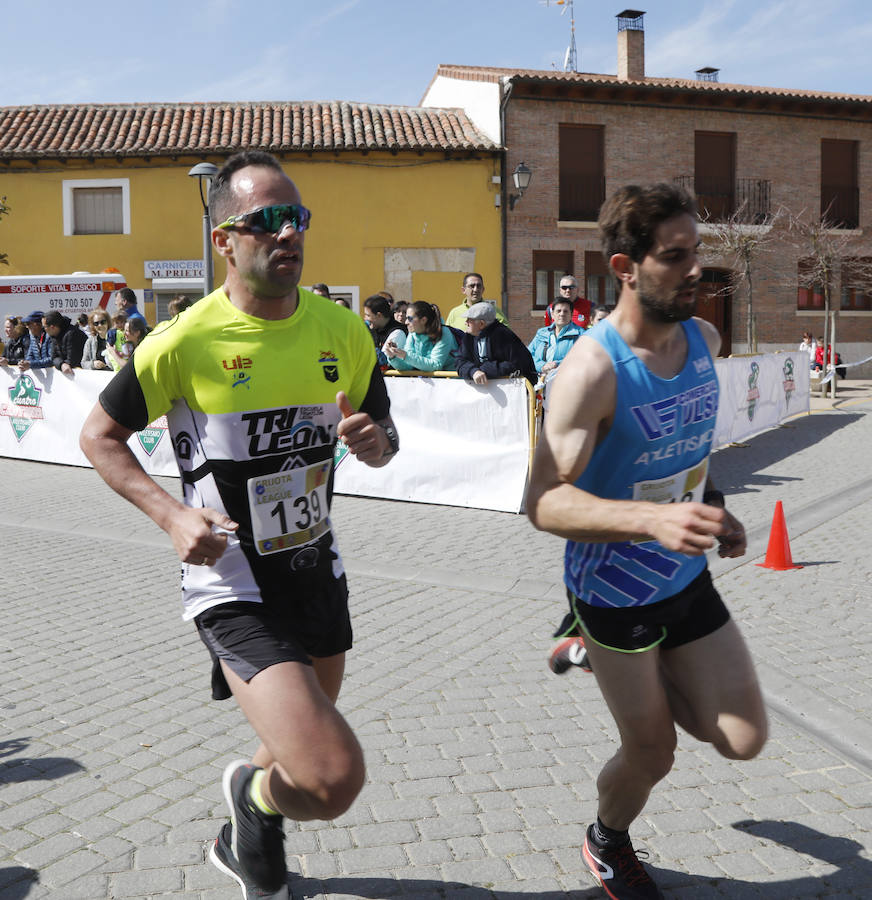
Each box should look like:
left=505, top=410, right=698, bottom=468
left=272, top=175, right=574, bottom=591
left=541, top=0, right=578, bottom=72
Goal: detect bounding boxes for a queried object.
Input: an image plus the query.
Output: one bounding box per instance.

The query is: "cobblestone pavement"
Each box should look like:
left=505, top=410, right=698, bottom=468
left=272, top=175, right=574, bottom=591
left=1, top=385, right=872, bottom=899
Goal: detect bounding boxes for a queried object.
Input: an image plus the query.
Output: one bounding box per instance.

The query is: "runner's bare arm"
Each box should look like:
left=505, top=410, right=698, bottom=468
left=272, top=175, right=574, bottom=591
left=526, top=339, right=728, bottom=554
left=79, top=402, right=238, bottom=564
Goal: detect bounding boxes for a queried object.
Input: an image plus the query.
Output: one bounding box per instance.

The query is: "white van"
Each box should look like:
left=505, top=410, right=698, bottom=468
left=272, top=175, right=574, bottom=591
left=0, top=272, right=128, bottom=322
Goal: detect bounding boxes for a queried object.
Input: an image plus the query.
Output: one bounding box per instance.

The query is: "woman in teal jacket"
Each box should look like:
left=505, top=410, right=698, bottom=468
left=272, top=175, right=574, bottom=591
left=384, top=301, right=458, bottom=371
left=527, top=297, right=585, bottom=375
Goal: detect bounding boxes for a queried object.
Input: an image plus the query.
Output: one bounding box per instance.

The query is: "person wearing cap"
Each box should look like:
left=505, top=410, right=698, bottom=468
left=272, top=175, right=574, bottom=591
left=455, top=301, right=536, bottom=386
left=45, top=310, right=87, bottom=373
left=18, top=311, right=54, bottom=371
left=445, top=273, right=508, bottom=330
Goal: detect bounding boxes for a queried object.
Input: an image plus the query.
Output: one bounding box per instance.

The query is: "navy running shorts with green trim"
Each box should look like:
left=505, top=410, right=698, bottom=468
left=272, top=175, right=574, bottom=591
left=194, top=574, right=352, bottom=700
left=564, top=568, right=730, bottom=654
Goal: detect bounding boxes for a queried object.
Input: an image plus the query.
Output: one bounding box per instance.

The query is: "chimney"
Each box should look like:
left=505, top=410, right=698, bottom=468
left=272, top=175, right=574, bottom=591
left=695, top=67, right=720, bottom=82
left=616, top=9, right=645, bottom=81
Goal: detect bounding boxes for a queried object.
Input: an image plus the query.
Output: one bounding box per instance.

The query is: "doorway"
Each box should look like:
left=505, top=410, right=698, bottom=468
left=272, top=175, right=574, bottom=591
left=697, top=268, right=732, bottom=357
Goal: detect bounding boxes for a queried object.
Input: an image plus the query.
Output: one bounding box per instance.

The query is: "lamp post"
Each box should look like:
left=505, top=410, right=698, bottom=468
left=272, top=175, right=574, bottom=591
left=187, top=162, right=219, bottom=296
left=509, top=162, right=533, bottom=210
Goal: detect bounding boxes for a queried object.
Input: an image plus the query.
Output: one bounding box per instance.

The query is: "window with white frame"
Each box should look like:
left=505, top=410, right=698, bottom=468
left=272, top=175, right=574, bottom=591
left=62, top=178, right=130, bottom=235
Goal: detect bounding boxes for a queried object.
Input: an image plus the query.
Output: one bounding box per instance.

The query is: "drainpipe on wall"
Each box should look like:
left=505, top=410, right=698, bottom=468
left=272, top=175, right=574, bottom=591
left=499, top=77, right=514, bottom=320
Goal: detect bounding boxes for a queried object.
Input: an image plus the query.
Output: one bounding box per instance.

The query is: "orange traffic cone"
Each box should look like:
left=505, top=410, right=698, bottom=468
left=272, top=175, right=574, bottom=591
left=756, top=501, right=802, bottom=570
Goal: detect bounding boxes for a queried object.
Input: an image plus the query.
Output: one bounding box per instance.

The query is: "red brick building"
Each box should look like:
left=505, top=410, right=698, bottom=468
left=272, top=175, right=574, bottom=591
left=422, top=9, right=872, bottom=372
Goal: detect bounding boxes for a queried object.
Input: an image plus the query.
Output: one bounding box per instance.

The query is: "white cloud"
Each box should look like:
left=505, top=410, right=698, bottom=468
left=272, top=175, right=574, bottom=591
left=180, top=44, right=322, bottom=102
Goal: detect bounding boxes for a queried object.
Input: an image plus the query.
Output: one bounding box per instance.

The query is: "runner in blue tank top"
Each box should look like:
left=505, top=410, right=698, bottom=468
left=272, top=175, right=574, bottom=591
left=527, top=183, right=768, bottom=900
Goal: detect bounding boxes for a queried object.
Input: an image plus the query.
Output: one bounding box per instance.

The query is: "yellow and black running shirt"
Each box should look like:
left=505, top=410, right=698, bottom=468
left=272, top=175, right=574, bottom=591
left=100, top=287, right=389, bottom=620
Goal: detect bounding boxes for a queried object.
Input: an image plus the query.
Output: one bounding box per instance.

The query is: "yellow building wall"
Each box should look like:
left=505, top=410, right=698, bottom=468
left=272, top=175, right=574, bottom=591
left=0, top=153, right=501, bottom=325
left=412, top=271, right=468, bottom=320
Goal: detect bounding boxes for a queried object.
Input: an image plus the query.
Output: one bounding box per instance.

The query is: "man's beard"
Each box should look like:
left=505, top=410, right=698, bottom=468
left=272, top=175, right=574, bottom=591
left=638, top=272, right=697, bottom=324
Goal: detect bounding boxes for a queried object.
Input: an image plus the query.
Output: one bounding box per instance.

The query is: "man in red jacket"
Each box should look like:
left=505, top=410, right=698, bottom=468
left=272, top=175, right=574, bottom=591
left=544, top=275, right=595, bottom=329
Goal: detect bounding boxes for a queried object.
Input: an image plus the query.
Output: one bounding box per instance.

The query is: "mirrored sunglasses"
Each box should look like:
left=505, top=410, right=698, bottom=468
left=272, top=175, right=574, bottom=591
left=217, top=203, right=312, bottom=235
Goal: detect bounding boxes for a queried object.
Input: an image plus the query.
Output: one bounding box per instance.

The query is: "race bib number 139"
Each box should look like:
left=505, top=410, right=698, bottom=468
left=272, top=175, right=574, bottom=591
left=247, top=462, right=331, bottom=555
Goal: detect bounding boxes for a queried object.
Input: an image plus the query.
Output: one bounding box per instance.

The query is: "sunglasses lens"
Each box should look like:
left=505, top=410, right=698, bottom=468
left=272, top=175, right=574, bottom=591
left=250, top=205, right=311, bottom=233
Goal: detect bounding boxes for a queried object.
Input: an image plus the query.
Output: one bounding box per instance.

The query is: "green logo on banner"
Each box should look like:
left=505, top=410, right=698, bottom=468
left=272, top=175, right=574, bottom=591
left=333, top=439, right=350, bottom=469
left=137, top=427, right=165, bottom=456
left=4, top=375, right=44, bottom=442
left=746, top=361, right=760, bottom=421
left=782, top=357, right=796, bottom=407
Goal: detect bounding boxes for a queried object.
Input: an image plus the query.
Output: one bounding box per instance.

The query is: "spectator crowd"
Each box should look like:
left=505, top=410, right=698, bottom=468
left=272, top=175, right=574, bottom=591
left=323, top=273, right=604, bottom=388
left=2, top=277, right=607, bottom=395
left=0, top=289, right=194, bottom=375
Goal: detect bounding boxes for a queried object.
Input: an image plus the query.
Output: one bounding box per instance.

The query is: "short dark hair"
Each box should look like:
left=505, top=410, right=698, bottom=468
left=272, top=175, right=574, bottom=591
left=463, top=272, right=484, bottom=288
left=209, top=151, right=285, bottom=224
left=598, top=183, right=697, bottom=265
left=551, top=298, right=573, bottom=313
left=364, top=295, right=392, bottom=318
left=44, top=311, right=65, bottom=327
left=311, top=283, right=331, bottom=297
left=116, top=287, right=137, bottom=307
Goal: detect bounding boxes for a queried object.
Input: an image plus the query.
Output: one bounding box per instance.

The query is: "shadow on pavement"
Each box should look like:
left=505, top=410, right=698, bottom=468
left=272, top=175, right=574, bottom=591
left=0, top=739, right=29, bottom=758
left=291, top=877, right=601, bottom=899
left=0, top=868, right=39, bottom=899
left=0, top=752, right=83, bottom=785
left=289, top=820, right=870, bottom=899
left=712, top=411, right=863, bottom=497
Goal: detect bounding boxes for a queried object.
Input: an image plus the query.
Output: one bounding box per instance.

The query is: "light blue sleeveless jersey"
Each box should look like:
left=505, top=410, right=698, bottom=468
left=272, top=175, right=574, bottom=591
left=564, top=318, right=719, bottom=608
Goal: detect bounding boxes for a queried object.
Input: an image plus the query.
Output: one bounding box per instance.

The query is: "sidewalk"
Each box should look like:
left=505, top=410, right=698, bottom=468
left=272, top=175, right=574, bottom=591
left=807, top=377, right=872, bottom=412
left=1, top=384, right=871, bottom=898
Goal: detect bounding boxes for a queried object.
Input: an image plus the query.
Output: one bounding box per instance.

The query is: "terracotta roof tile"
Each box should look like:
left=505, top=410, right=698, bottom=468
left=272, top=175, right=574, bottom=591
left=0, top=100, right=497, bottom=160
left=432, top=63, right=872, bottom=106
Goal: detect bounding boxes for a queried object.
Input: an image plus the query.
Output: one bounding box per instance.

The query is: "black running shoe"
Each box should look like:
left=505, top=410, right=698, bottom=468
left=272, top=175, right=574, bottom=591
left=549, top=636, right=592, bottom=674
left=216, top=759, right=287, bottom=896
left=582, top=825, right=663, bottom=899
left=210, top=821, right=289, bottom=899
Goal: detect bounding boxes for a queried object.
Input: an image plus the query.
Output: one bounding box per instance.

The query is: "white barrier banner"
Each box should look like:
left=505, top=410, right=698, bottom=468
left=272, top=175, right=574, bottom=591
left=0, top=367, right=178, bottom=476
left=0, top=354, right=808, bottom=511
left=334, top=376, right=532, bottom=513
left=713, top=354, right=809, bottom=448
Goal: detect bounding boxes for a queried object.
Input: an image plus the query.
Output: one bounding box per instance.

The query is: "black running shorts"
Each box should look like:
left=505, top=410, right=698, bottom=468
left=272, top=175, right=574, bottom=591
left=194, top=574, right=352, bottom=700
left=559, top=568, right=730, bottom=653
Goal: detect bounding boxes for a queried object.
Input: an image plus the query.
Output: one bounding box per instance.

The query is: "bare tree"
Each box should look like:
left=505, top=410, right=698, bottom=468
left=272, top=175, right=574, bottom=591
left=701, top=202, right=780, bottom=353
left=782, top=205, right=872, bottom=397
left=0, top=196, right=9, bottom=266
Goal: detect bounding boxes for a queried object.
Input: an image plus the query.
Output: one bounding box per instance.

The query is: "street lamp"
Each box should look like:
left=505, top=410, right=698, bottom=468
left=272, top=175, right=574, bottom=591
left=509, top=162, right=533, bottom=210
left=187, top=162, right=219, bottom=296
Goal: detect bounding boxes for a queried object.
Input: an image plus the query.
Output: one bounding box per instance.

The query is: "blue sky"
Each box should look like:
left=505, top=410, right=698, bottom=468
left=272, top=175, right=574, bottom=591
left=4, top=0, right=872, bottom=108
